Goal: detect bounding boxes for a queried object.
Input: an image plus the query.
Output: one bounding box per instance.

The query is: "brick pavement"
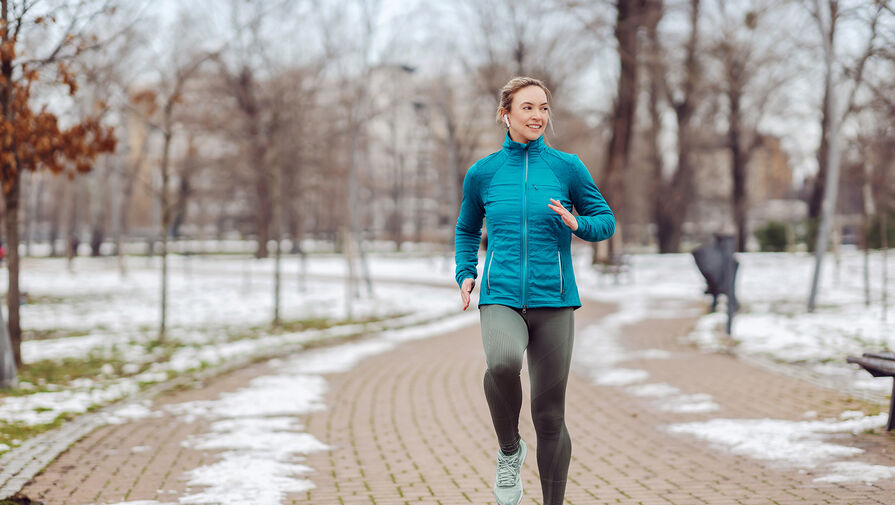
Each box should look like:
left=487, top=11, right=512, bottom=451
left=16, top=300, right=895, bottom=505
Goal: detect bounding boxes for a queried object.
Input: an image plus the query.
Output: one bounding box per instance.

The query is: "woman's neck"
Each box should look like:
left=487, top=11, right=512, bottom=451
left=508, top=130, right=529, bottom=145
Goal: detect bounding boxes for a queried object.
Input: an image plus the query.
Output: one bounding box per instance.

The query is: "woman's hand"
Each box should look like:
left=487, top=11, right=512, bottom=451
left=460, top=277, right=475, bottom=311
left=549, top=198, right=579, bottom=231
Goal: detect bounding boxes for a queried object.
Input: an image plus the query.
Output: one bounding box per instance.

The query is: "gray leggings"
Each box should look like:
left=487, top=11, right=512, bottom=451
left=480, top=304, right=574, bottom=505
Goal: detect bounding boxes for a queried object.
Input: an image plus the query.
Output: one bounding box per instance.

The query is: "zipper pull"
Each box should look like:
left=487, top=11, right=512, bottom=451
left=522, top=305, right=527, bottom=315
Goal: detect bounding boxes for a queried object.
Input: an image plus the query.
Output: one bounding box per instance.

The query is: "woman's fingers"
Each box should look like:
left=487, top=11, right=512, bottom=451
left=460, top=278, right=474, bottom=311
left=548, top=199, right=579, bottom=231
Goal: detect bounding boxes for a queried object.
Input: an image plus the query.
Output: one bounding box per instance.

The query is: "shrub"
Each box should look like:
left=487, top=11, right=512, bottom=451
left=754, top=220, right=788, bottom=252
left=867, top=213, right=895, bottom=249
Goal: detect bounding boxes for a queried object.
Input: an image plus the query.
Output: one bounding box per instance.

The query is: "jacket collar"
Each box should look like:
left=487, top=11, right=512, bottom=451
left=502, top=132, right=545, bottom=154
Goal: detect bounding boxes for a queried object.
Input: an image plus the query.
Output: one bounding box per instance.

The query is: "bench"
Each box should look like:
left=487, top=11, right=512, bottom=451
left=596, top=253, right=632, bottom=285
left=846, top=352, right=895, bottom=430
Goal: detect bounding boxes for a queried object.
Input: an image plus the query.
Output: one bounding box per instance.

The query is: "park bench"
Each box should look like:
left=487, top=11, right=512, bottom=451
left=846, top=352, right=895, bottom=430
left=597, top=253, right=632, bottom=284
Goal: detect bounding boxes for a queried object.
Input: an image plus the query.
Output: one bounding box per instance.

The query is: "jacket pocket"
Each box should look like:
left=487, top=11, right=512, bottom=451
left=557, top=250, right=564, bottom=296
left=486, top=250, right=495, bottom=294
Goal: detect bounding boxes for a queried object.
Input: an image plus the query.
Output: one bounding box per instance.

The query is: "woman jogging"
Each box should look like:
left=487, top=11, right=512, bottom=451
left=454, top=76, right=615, bottom=505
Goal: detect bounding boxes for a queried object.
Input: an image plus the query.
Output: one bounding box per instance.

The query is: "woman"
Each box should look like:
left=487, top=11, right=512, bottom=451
left=454, top=76, right=615, bottom=505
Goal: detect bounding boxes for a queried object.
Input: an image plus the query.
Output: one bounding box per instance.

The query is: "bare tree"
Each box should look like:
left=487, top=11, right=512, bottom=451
left=807, top=0, right=885, bottom=311
left=646, top=0, right=704, bottom=253
left=602, top=0, right=647, bottom=261
left=129, top=12, right=219, bottom=339
left=704, top=1, right=796, bottom=251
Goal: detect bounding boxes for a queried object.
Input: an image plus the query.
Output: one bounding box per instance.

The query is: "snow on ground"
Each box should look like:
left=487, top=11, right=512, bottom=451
left=0, top=253, right=466, bottom=445
left=667, top=412, right=889, bottom=480
left=15, top=254, right=457, bottom=364
left=4, top=247, right=895, bottom=487
left=96, top=309, right=479, bottom=505
left=573, top=248, right=895, bottom=483
left=574, top=249, right=895, bottom=395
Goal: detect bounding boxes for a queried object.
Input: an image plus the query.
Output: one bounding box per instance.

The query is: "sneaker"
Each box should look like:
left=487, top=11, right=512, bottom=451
left=493, top=439, right=527, bottom=505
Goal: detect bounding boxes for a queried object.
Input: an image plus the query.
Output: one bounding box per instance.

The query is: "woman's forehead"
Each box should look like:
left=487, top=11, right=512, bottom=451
left=513, top=86, right=548, bottom=104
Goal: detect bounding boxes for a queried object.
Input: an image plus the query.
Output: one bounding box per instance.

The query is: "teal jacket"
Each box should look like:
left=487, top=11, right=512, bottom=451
left=454, top=134, right=615, bottom=309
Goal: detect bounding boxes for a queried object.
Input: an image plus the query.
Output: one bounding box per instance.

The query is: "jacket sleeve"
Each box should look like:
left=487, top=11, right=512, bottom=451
left=569, top=155, right=615, bottom=242
left=454, top=165, right=484, bottom=286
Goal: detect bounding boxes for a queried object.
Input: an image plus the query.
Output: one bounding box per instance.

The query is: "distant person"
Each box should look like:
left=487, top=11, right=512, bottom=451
left=454, top=77, right=615, bottom=505
left=67, top=234, right=79, bottom=270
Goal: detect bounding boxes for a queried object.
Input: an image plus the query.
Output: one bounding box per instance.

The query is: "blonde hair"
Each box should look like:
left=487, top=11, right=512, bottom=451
left=495, top=76, right=554, bottom=135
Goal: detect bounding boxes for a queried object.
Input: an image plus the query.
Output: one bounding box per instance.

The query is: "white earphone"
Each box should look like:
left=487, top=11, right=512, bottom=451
left=504, top=115, right=510, bottom=128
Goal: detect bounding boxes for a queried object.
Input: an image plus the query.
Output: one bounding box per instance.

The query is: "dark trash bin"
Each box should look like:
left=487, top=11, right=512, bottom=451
left=692, top=234, right=739, bottom=334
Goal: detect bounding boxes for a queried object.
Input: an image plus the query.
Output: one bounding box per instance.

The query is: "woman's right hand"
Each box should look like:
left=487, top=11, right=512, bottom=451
left=460, top=278, right=475, bottom=311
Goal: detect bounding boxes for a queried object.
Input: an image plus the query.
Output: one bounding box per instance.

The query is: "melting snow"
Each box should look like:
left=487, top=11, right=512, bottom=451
left=667, top=413, right=888, bottom=468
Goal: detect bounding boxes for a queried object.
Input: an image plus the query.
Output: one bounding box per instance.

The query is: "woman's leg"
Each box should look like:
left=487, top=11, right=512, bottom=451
left=480, top=304, right=529, bottom=454
left=526, top=307, right=575, bottom=505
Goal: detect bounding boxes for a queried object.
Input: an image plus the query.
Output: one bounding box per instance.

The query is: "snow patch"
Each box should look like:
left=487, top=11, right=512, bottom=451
left=667, top=414, right=888, bottom=468
left=102, top=402, right=161, bottom=425
left=594, top=368, right=650, bottom=386
left=627, top=383, right=681, bottom=398
left=657, top=394, right=720, bottom=413
left=815, top=461, right=895, bottom=483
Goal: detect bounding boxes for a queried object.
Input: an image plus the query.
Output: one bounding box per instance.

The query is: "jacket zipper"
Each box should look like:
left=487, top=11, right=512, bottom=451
left=522, top=149, right=529, bottom=314
left=486, top=249, right=495, bottom=294
left=557, top=250, right=563, bottom=295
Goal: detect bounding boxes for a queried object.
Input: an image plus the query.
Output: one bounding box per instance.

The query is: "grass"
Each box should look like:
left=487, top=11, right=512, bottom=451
left=3, top=353, right=119, bottom=396
left=220, top=314, right=405, bottom=343
left=271, top=314, right=399, bottom=333
left=0, top=310, right=414, bottom=458
left=21, top=328, right=93, bottom=341
left=0, top=413, right=72, bottom=456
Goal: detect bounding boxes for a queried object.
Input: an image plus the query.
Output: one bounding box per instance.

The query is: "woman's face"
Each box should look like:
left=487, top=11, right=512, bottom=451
left=504, top=85, right=549, bottom=144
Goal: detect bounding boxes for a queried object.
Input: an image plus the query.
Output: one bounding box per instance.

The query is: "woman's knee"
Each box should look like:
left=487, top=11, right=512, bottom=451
left=486, top=359, right=522, bottom=382
left=531, top=408, right=565, bottom=437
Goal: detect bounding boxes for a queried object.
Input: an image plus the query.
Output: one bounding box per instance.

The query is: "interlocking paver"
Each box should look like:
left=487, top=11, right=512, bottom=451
left=13, top=300, right=895, bottom=504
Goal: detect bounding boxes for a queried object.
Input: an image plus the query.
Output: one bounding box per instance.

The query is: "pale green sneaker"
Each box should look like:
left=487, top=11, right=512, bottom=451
left=493, top=439, right=527, bottom=505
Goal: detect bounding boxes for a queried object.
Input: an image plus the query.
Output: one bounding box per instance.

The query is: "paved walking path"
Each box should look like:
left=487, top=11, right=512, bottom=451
left=15, top=300, right=895, bottom=505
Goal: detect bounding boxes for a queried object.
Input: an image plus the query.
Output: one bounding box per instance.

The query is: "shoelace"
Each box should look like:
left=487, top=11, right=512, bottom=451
left=496, top=450, right=520, bottom=486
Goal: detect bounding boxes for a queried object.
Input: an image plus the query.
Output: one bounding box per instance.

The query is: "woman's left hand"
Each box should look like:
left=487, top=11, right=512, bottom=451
left=548, top=198, right=579, bottom=231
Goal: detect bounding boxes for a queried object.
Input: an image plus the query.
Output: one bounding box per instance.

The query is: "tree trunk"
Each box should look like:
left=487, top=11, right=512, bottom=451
left=808, top=0, right=840, bottom=225
left=89, top=162, right=108, bottom=257
left=600, top=0, right=641, bottom=262
left=809, top=76, right=832, bottom=221
left=4, top=171, right=22, bottom=368
left=390, top=158, right=404, bottom=251
left=0, top=302, right=15, bottom=388
left=66, top=179, right=79, bottom=269
left=644, top=0, right=665, bottom=250
left=881, top=210, right=888, bottom=321
left=654, top=0, right=700, bottom=254
left=48, top=179, right=62, bottom=257
left=252, top=139, right=271, bottom=258
left=171, top=142, right=197, bottom=239
left=728, top=89, right=749, bottom=252
left=807, top=0, right=842, bottom=312
left=23, top=171, right=32, bottom=257
left=861, top=157, right=874, bottom=306
left=159, top=122, right=173, bottom=342
left=271, top=123, right=283, bottom=327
